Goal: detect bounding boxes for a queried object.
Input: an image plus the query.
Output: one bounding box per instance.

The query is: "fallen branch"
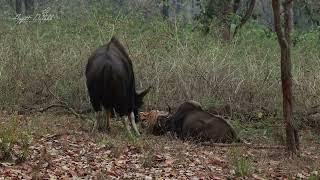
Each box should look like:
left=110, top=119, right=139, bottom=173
left=201, top=142, right=286, bottom=149
left=78, top=108, right=94, bottom=114
left=308, top=105, right=320, bottom=115
left=41, top=81, right=94, bottom=123
left=20, top=103, right=94, bottom=115
left=38, top=104, right=69, bottom=113
left=40, top=132, right=71, bottom=141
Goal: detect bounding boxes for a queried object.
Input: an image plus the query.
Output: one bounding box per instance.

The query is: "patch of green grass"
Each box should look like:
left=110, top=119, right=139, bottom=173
left=231, top=113, right=283, bottom=144
left=233, top=156, right=252, bottom=177
left=97, top=137, right=115, bottom=149
left=229, top=147, right=253, bottom=177
left=0, top=116, right=32, bottom=163
left=126, top=131, right=139, bottom=144
left=308, top=172, right=320, bottom=180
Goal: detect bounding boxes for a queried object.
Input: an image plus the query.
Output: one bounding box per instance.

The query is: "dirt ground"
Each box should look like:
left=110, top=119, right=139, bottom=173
left=0, top=113, right=319, bottom=179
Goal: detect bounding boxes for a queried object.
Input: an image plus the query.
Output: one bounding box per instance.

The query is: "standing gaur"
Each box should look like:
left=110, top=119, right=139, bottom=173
left=85, top=36, right=151, bottom=136
left=152, top=100, right=241, bottom=143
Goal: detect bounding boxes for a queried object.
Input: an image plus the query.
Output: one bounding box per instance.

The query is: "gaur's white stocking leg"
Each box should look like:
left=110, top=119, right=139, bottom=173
left=130, top=112, right=140, bottom=136
left=112, top=108, right=118, bottom=119
left=122, top=116, right=133, bottom=137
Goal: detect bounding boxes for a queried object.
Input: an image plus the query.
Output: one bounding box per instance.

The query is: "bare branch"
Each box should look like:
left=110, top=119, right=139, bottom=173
left=41, top=80, right=93, bottom=123
left=233, top=0, right=256, bottom=37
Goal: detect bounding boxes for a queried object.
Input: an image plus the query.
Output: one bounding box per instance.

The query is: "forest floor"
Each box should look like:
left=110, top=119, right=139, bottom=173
left=0, top=112, right=319, bottom=179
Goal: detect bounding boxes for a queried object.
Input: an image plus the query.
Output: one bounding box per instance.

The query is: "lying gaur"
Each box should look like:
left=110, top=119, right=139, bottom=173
left=152, top=100, right=241, bottom=143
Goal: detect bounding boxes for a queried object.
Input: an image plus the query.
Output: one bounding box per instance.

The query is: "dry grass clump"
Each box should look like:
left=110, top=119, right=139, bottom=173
left=0, top=7, right=319, bottom=131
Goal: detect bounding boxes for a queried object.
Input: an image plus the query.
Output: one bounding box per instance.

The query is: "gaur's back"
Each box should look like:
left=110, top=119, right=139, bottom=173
left=181, top=111, right=238, bottom=143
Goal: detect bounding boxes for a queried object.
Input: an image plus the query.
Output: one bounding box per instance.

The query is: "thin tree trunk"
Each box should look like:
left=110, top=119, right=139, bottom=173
left=162, top=0, right=169, bottom=19
left=221, top=1, right=232, bottom=40
left=16, top=0, right=23, bottom=14
left=25, top=0, right=34, bottom=15
left=172, top=0, right=182, bottom=19
left=176, top=0, right=182, bottom=14
left=272, top=0, right=299, bottom=156
left=284, top=0, right=294, bottom=45
left=195, top=0, right=201, bottom=11
left=283, top=0, right=299, bottom=152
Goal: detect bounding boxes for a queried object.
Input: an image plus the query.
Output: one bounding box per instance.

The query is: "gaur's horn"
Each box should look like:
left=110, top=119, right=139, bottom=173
left=137, top=86, right=152, bottom=97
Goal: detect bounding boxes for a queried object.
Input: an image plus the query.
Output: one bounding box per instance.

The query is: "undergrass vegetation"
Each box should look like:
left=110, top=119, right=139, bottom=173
left=0, top=115, right=32, bottom=163
left=229, top=147, right=253, bottom=177
left=0, top=3, right=319, bottom=144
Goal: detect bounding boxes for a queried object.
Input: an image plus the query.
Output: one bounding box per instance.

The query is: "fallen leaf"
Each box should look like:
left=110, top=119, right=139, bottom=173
left=252, top=174, right=266, bottom=180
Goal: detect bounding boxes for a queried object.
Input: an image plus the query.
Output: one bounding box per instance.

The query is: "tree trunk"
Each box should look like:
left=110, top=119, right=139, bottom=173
left=221, top=1, right=232, bottom=41
left=176, top=0, right=182, bottom=14
left=16, top=0, right=23, bottom=14
left=172, top=0, right=182, bottom=19
left=15, top=0, right=34, bottom=15
left=162, top=0, right=169, bottom=19
left=272, top=0, right=299, bottom=156
left=195, top=0, right=201, bottom=10
left=284, top=0, right=294, bottom=44
left=283, top=0, right=299, bottom=152
left=25, top=0, right=34, bottom=15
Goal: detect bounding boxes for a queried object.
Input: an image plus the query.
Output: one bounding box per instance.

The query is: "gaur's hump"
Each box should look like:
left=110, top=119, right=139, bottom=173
left=176, top=100, right=202, bottom=113
left=107, top=36, right=130, bottom=58
left=109, top=36, right=122, bottom=47
left=185, top=100, right=202, bottom=109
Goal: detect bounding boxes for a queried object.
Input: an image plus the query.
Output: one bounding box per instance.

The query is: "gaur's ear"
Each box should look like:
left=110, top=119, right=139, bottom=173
left=137, top=86, right=152, bottom=97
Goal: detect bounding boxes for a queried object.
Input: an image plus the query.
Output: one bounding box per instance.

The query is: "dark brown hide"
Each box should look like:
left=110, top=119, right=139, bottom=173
left=154, top=101, right=240, bottom=143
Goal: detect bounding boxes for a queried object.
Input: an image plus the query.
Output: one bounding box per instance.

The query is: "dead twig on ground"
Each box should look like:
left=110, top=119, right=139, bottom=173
left=41, top=80, right=94, bottom=124
left=201, top=142, right=286, bottom=149
left=20, top=104, right=93, bottom=115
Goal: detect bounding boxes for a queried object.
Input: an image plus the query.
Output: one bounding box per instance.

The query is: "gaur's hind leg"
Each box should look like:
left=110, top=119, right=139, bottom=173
left=105, top=109, right=111, bottom=132
left=129, top=112, right=140, bottom=136
left=91, top=103, right=108, bottom=132
left=87, top=84, right=106, bottom=132
left=96, top=111, right=108, bottom=132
